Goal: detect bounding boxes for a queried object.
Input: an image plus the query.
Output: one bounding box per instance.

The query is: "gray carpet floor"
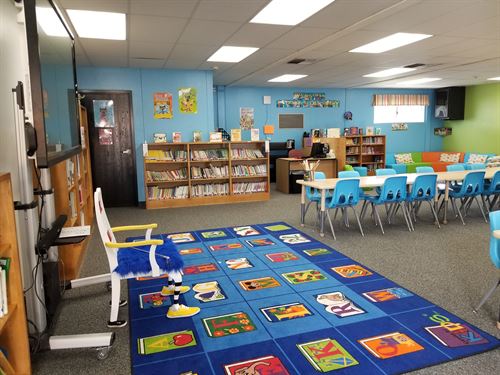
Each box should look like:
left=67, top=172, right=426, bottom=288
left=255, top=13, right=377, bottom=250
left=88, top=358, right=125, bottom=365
left=32, top=185, right=500, bottom=374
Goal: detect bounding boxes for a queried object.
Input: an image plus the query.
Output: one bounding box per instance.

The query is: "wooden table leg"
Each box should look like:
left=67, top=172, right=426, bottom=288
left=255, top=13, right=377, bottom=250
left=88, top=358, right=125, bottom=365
left=320, top=189, right=326, bottom=237
left=300, top=185, right=306, bottom=227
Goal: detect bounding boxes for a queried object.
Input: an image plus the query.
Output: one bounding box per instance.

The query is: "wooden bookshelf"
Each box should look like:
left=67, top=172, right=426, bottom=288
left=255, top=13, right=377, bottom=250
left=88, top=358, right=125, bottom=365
left=344, top=135, right=386, bottom=175
left=49, top=106, right=94, bottom=280
left=144, top=141, right=270, bottom=208
left=0, top=173, right=31, bottom=375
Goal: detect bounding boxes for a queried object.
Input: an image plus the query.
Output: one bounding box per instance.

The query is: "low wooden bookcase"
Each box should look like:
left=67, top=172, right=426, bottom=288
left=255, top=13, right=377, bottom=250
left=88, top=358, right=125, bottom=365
left=144, top=141, right=270, bottom=209
left=0, top=173, right=31, bottom=374
left=345, top=135, right=386, bottom=175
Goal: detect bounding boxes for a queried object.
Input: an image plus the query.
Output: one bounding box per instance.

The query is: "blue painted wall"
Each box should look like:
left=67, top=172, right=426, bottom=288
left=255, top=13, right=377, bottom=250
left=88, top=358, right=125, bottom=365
left=217, top=86, right=443, bottom=154
left=77, top=67, right=214, bottom=201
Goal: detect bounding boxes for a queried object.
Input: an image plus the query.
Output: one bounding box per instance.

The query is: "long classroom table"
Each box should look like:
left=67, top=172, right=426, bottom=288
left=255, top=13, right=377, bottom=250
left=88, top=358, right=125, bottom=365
left=297, top=167, right=500, bottom=237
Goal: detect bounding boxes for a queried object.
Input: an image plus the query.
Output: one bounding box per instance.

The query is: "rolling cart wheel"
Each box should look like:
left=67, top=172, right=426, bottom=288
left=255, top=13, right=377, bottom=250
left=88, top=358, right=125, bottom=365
left=96, top=346, right=111, bottom=360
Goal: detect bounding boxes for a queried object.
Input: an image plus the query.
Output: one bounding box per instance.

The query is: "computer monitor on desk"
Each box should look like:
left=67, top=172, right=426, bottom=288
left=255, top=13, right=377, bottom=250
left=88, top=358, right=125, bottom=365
left=310, top=143, right=327, bottom=158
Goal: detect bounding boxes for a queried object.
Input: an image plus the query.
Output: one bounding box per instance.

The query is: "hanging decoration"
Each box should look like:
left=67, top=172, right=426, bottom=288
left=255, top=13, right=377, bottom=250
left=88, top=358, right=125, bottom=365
left=276, top=92, right=340, bottom=108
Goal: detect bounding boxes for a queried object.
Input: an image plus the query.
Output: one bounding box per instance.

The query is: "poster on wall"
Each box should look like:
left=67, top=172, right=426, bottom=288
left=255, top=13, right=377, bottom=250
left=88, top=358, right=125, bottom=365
left=239, top=107, right=254, bottom=130
left=153, top=92, right=173, bottom=119
left=178, top=88, right=197, bottom=114
left=93, top=100, right=115, bottom=127
left=98, top=128, right=113, bottom=145
left=392, top=123, right=408, bottom=131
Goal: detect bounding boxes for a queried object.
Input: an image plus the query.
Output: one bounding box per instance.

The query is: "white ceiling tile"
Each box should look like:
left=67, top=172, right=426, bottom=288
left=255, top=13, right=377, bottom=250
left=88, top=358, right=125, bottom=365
left=266, top=27, right=338, bottom=51
left=225, top=24, right=292, bottom=47
left=129, top=15, right=187, bottom=42
left=129, top=41, right=174, bottom=59
left=129, top=0, right=198, bottom=17
left=129, top=58, right=165, bottom=68
left=79, top=39, right=127, bottom=57
left=193, top=0, right=267, bottom=22
left=89, top=55, right=128, bottom=67
left=168, top=43, right=219, bottom=62
left=444, top=16, right=500, bottom=40
left=164, top=59, right=201, bottom=69
left=177, top=19, right=243, bottom=45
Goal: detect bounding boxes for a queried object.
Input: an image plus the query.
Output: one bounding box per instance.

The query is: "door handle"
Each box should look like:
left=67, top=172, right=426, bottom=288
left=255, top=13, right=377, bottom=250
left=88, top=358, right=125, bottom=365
left=122, top=149, right=131, bottom=154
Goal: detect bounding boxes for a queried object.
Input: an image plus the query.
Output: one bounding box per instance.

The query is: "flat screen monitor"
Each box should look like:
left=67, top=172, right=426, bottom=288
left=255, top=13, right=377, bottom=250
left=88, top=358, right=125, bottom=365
left=310, top=143, right=326, bottom=158
left=25, top=0, right=81, bottom=168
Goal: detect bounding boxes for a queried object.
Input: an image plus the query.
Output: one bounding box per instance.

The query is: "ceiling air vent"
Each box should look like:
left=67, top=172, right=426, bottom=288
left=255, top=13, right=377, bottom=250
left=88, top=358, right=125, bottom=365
left=288, top=58, right=317, bottom=65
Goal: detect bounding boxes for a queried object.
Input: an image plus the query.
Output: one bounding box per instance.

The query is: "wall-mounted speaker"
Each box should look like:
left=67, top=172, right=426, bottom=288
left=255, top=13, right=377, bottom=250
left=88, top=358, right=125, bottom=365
left=434, top=86, right=465, bottom=120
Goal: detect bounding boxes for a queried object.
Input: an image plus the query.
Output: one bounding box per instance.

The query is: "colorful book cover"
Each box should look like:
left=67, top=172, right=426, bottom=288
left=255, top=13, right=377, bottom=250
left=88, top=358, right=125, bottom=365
left=260, top=302, right=313, bottom=322
left=316, top=292, right=365, bottom=317
left=425, top=323, right=488, bottom=347
left=303, top=248, right=332, bottom=257
left=179, top=247, right=203, bottom=256
left=282, top=269, right=326, bottom=284
left=264, top=224, right=291, bottom=232
left=172, top=131, right=182, bottom=143
left=209, top=242, right=243, bottom=251
left=224, top=355, right=290, bottom=375
left=193, top=130, right=202, bottom=142
left=279, top=233, right=311, bottom=245
left=137, top=330, right=196, bottom=355
left=245, top=238, right=276, bottom=248
left=183, top=263, right=218, bottom=275
left=233, top=226, right=260, bottom=236
left=331, top=265, right=373, bottom=279
left=167, top=233, right=196, bottom=243
left=231, top=128, right=242, bottom=142
left=239, top=276, right=281, bottom=291
left=203, top=312, right=256, bottom=337
left=201, top=230, right=227, bottom=239
left=139, top=291, right=170, bottom=309
left=225, top=258, right=254, bottom=270
left=250, top=128, right=260, bottom=141
left=359, top=332, right=424, bottom=359
left=193, top=281, right=226, bottom=302
left=362, top=287, right=413, bottom=303
left=136, top=274, right=169, bottom=281
left=297, top=338, right=359, bottom=372
left=265, top=252, right=299, bottom=263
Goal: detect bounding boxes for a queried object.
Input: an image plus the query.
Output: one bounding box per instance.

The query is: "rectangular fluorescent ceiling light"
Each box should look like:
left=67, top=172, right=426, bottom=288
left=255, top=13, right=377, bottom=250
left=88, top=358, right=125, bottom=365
left=364, top=67, right=416, bottom=78
left=268, top=74, right=308, bottom=82
left=487, top=76, right=500, bottom=81
left=397, top=78, right=442, bottom=85
left=207, top=46, right=259, bottom=63
left=36, top=7, right=68, bottom=37
left=350, top=33, right=432, bottom=54
left=67, top=10, right=126, bottom=40
left=250, top=0, right=336, bottom=26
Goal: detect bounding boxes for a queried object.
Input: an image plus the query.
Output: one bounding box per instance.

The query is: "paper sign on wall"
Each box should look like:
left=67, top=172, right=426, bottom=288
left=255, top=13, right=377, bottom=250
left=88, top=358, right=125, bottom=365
left=153, top=92, right=173, bottom=119
left=178, top=88, right=197, bottom=114
left=239, top=107, right=254, bottom=130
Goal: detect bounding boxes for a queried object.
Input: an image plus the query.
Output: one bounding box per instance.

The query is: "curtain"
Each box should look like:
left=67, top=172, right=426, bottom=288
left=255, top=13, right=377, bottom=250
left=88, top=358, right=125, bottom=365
left=372, top=94, right=429, bottom=106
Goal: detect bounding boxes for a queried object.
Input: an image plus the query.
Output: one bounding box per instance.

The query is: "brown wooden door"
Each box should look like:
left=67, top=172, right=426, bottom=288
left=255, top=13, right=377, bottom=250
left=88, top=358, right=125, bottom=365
left=81, top=91, right=137, bottom=207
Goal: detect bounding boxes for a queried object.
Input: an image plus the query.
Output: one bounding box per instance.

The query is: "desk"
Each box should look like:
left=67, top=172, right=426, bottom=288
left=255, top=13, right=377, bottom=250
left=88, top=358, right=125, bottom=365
left=297, top=167, right=500, bottom=236
left=276, top=157, right=338, bottom=193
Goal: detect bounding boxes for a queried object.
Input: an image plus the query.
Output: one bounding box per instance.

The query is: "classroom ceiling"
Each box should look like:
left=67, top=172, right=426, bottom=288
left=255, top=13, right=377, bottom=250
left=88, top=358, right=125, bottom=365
left=57, top=0, right=500, bottom=88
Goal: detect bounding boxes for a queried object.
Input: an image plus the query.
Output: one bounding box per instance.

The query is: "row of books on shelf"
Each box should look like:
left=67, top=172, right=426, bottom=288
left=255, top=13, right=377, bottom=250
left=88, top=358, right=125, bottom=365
left=66, top=159, right=75, bottom=187
left=346, top=156, right=359, bottom=163
left=191, top=165, right=229, bottom=179
left=146, top=150, right=188, bottom=161
left=233, top=181, right=267, bottom=194
left=147, top=186, right=189, bottom=200
left=231, top=148, right=264, bottom=159
left=191, top=183, right=229, bottom=197
left=191, top=149, right=228, bottom=161
left=232, top=164, right=267, bottom=177
left=346, top=146, right=360, bottom=154
left=146, top=169, right=188, bottom=182
left=363, top=137, right=384, bottom=144
left=362, top=146, right=383, bottom=154
left=0, top=258, right=10, bottom=318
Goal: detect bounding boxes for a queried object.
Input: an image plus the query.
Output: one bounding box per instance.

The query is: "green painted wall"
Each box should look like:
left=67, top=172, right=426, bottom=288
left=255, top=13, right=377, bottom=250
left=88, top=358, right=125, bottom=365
left=443, top=83, right=500, bottom=154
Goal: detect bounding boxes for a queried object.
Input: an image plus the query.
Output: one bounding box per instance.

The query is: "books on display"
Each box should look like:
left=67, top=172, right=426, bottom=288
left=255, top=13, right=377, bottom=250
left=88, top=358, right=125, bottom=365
left=209, top=132, right=222, bottom=143
left=251, top=128, right=260, bottom=141
left=231, top=129, right=241, bottom=142
left=172, top=132, right=182, bottom=143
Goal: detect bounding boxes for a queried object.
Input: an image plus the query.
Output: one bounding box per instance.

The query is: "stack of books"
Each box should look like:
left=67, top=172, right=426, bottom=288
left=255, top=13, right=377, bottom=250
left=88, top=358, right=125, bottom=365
left=233, top=182, right=267, bottom=194
left=231, top=149, right=264, bottom=159
left=146, top=169, right=188, bottom=182
left=146, top=150, right=187, bottom=161
left=191, top=165, right=229, bottom=179
left=0, top=258, right=10, bottom=318
left=232, top=164, right=267, bottom=177
left=147, top=186, right=189, bottom=200
left=191, top=183, right=229, bottom=197
left=190, top=149, right=228, bottom=161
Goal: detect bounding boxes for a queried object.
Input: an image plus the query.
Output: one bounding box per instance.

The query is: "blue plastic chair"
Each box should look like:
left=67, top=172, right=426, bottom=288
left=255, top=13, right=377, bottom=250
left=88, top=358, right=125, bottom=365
left=304, top=171, right=328, bottom=225
left=376, top=168, right=397, bottom=176
left=467, top=163, right=486, bottom=171
left=447, top=164, right=465, bottom=172
left=407, top=174, right=440, bottom=229
left=325, top=178, right=364, bottom=239
left=483, top=170, right=500, bottom=210
left=362, top=176, right=412, bottom=234
left=473, top=210, right=500, bottom=324
left=416, top=166, right=434, bottom=173
left=448, top=171, right=487, bottom=224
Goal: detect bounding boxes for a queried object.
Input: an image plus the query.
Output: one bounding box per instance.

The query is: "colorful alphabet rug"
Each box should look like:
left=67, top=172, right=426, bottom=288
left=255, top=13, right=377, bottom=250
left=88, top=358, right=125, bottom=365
left=127, top=222, right=499, bottom=374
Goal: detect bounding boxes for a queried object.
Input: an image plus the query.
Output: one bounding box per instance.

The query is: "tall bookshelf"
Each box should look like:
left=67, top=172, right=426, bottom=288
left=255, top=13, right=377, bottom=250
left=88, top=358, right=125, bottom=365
left=344, top=135, right=386, bottom=175
left=0, top=173, right=31, bottom=375
left=49, top=106, right=94, bottom=280
left=144, top=141, right=270, bottom=208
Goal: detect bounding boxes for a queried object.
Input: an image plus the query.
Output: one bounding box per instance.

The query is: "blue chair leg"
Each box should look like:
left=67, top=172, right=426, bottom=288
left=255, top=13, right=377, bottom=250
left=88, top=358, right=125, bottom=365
left=473, top=278, right=500, bottom=313
left=451, top=198, right=465, bottom=225
left=325, top=209, right=336, bottom=240
left=372, top=204, right=385, bottom=234
left=428, top=201, right=441, bottom=229
left=351, top=207, right=364, bottom=237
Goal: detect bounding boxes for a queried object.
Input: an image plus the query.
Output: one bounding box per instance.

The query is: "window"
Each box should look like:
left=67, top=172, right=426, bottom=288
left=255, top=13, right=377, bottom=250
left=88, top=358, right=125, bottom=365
left=373, top=105, right=425, bottom=123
